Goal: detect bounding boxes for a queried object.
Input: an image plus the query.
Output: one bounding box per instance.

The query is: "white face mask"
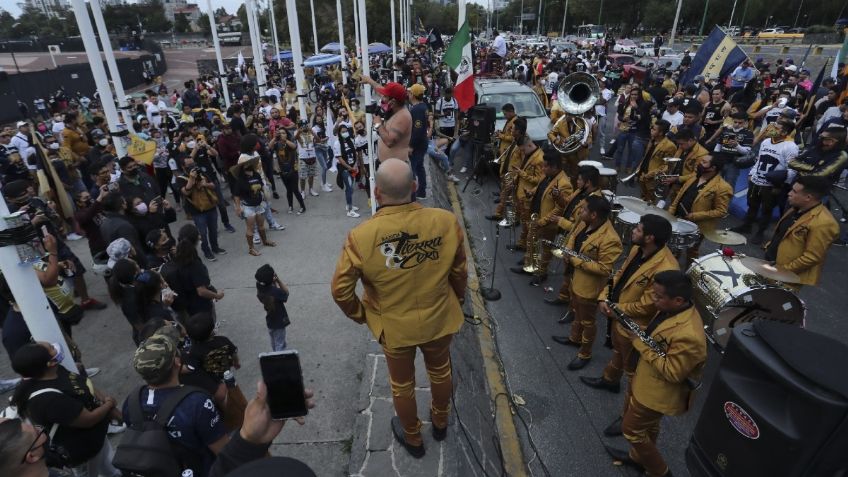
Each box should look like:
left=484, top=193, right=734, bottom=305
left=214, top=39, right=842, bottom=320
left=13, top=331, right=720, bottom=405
left=99, top=138, right=108, bottom=146
left=186, top=141, right=196, bottom=149
left=48, top=143, right=60, bottom=150
left=135, top=203, right=148, bottom=215
left=341, top=132, right=350, bottom=139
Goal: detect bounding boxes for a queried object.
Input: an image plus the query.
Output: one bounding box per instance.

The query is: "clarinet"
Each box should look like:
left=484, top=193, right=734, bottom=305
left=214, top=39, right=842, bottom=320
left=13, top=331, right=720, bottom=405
left=605, top=300, right=701, bottom=390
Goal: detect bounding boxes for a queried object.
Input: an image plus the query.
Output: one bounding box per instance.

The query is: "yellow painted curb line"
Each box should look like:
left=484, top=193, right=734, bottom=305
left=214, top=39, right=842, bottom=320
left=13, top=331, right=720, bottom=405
left=446, top=181, right=528, bottom=477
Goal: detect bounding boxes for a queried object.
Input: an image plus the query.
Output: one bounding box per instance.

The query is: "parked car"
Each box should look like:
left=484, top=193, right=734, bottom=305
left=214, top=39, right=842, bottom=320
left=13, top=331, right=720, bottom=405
left=635, top=42, right=655, bottom=56
left=613, top=38, right=637, bottom=53
left=474, top=78, right=550, bottom=147
left=606, top=53, right=637, bottom=67
left=760, top=28, right=785, bottom=35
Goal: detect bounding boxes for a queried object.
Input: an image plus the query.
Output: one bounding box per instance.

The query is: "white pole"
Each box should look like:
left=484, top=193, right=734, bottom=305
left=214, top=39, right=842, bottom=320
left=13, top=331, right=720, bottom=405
left=560, top=0, right=568, bottom=37
left=391, top=0, right=398, bottom=82
left=205, top=0, right=231, bottom=108
left=254, top=1, right=267, bottom=89
left=459, top=0, right=466, bottom=30
left=336, top=0, right=348, bottom=84
left=357, top=0, right=377, bottom=215
left=728, top=0, right=738, bottom=30
left=310, top=0, right=319, bottom=55
left=400, top=0, right=406, bottom=46
left=245, top=0, right=266, bottom=95
left=519, top=0, right=524, bottom=34
left=90, top=0, right=134, bottom=132
left=536, top=0, right=543, bottom=36
left=353, top=0, right=361, bottom=66
left=270, top=0, right=283, bottom=75
left=669, top=0, right=684, bottom=48
left=0, top=199, right=76, bottom=374
left=68, top=0, right=126, bottom=158
left=286, top=0, right=309, bottom=120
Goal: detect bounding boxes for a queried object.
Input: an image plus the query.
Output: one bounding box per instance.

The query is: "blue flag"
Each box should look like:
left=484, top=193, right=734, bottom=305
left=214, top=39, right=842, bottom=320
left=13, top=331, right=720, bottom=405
left=681, top=26, right=748, bottom=85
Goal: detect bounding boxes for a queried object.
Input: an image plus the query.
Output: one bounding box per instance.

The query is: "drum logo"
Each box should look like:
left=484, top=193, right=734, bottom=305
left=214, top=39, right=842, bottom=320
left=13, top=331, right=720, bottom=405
left=723, top=401, right=760, bottom=439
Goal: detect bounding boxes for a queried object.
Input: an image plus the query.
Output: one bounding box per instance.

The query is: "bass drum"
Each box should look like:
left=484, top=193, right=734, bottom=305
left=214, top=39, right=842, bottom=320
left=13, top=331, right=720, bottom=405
left=614, top=210, right=640, bottom=246
left=686, top=252, right=806, bottom=348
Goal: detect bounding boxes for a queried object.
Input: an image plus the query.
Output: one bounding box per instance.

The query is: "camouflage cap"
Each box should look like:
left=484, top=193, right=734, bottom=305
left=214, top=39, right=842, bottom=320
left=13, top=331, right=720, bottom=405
left=132, top=328, right=178, bottom=382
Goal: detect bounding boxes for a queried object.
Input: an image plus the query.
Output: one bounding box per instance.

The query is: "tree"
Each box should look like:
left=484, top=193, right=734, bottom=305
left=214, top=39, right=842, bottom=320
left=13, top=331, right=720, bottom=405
left=198, top=13, right=212, bottom=34
left=174, top=13, right=191, bottom=33
left=214, top=7, right=228, bottom=18
left=101, top=0, right=172, bottom=34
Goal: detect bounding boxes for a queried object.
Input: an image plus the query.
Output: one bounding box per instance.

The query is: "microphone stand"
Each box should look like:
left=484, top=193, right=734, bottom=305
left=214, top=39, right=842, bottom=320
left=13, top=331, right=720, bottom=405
left=480, top=223, right=502, bottom=301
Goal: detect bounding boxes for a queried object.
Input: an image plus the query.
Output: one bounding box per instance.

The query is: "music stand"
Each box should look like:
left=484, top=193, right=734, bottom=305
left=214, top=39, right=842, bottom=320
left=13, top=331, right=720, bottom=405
left=480, top=224, right=502, bottom=301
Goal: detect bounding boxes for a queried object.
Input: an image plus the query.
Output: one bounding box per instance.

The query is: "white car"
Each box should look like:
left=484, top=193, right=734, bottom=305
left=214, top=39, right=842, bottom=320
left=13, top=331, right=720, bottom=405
left=613, top=39, right=637, bottom=54
left=635, top=42, right=655, bottom=56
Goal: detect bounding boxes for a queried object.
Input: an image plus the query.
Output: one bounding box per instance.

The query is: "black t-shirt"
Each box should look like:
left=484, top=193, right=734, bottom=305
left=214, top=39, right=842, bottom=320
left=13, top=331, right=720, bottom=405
left=531, top=176, right=553, bottom=214
left=410, top=102, right=430, bottom=150
left=233, top=172, right=264, bottom=206
left=162, top=259, right=213, bottom=314
left=187, top=336, right=238, bottom=380
left=702, top=100, right=727, bottom=136
left=257, top=285, right=290, bottom=329
left=23, top=367, right=109, bottom=466
left=716, top=126, right=754, bottom=156
left=676, top=180, right=704, bottom=217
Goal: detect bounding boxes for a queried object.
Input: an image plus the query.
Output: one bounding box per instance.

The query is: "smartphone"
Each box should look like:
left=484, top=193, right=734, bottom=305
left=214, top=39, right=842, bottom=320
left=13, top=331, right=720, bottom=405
left=259, top=350, right=308, bottom=419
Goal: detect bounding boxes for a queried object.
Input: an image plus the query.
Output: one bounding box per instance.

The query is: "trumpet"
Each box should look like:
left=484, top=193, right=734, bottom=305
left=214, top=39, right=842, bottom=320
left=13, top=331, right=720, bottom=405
left=605, top=301, right=701, bottom=390
left=523, top=213, right=542, bottom=275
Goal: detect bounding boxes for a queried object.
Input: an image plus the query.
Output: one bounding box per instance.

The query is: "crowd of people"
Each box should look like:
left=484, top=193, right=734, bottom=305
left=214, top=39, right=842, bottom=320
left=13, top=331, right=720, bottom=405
left=0, top=21, right=847, bottom=477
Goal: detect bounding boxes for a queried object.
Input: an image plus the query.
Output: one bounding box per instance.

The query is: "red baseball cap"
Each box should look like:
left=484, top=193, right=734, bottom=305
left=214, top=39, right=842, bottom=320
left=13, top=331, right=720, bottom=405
left=376, top=82, right=407, bottom=103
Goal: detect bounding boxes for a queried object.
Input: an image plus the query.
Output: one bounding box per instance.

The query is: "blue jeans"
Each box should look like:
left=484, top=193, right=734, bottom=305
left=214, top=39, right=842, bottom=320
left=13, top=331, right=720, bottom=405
left=315, top=146, right=330, bottom=185
left=341, top=168, right=354, bottom=207
left=269, top=327, right=287, bottom=351
left=410, top=147, right=427, bottom=198
left=213, top=180, right=231, bottom=226
left=428, top=140, right=451, bottom=172
left=613, top=132, right=646, bottom=170
left=192, top=208, right=220, bottom=255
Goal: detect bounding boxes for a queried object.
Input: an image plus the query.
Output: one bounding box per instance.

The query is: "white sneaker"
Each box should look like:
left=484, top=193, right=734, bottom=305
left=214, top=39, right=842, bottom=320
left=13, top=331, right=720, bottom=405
left=108, top=421, right=127, bottom=434
left=310, top=189, right=319, bottom=196
left=329, top=166, right=338, bottom=173
left=85, top=367, right=101, bottom=377
left=322, top=183, right=333, bottom=192
left=351, top=205, right=360, bottom=211
left=270, top=223, right=285, bottom=231
left=346, top=209, right=361, bottom=218
left=459, top=166, right=467, bottom=173
left=447, top=174, right=461, bottom=183
left=288, top=207, right=293, bottom=214
left=600, top=147, right=606, bottom=155
left=253, top=232, right=261, bottom=244
left=66, top=232, right=83, bottom=241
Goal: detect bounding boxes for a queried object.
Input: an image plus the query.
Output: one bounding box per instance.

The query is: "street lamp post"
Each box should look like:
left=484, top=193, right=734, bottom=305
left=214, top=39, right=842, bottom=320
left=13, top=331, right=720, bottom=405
left=699, top=0, right=710, bottom=36
left=669, top=0, right=684, bottom=48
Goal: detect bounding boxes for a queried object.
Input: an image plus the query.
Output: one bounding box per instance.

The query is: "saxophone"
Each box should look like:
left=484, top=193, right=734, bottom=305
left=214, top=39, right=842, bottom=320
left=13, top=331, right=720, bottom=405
left=605, top=300, right=701, bottom=390
left=523, top=213, right=542, bottom=274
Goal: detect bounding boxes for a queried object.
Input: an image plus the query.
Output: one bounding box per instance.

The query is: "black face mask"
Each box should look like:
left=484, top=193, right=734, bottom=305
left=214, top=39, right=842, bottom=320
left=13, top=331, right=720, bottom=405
left=357, top=130, right=366, bottom=136
left=163, top=238, right=175, bottom=250
left=696, top=165, right=711, bottom=176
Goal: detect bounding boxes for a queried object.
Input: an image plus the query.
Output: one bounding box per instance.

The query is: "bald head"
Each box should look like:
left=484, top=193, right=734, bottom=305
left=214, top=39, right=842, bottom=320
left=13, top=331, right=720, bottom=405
left=375, top=158, right=416, bottom=205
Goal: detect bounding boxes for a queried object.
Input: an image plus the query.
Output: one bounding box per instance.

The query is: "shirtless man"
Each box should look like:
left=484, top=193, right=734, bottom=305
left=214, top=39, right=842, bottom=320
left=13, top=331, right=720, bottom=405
left=359, top=77, right=413, bottom=162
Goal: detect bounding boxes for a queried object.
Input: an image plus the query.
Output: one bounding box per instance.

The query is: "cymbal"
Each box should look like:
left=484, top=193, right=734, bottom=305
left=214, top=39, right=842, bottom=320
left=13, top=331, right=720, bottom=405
left=702, top=229, right=748, bottom=246
left=739, top=256, right=801, bottom=283
left=616, top=196, right=677, bottom=222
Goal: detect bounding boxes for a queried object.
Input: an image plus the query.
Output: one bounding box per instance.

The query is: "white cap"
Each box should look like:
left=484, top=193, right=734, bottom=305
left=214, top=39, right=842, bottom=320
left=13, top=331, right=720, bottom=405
left=16, top=121, right=27, bottom=128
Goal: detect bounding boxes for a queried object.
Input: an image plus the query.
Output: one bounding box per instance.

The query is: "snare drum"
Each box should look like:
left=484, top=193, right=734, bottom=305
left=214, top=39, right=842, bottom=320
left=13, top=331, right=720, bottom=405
left=669, top=219, right=700, bottom=251
left=578, top=160, right=603, bottom=170
left=599, top=167, right=618, bottom=194
left=614, top=210, right=640, bottom=246
left=686, top=252, right=806, bottom=348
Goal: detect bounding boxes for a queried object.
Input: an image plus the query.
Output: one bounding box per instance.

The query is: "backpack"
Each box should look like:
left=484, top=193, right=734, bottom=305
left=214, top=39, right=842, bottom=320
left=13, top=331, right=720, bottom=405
left=112, top=385, right=201, bottom=477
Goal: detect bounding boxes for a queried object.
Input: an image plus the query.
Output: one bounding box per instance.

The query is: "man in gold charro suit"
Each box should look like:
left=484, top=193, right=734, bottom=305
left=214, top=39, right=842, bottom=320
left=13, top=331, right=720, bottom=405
left=543, top=166, right=603, bottom=309
left=486, top=117, right=527, bottom=222
left=603, top=270, right=707, bottom=477
left=668, top=155, right=733, bottom=263
left=509, top=150, right=572, bottom=286
left=763, top=175, right=839, bottom=290
left=632, top=120, right=677, bottom=203
left=497, top=103, right=518, bottom=158
left=580, top=215, right=679, bottom=437
left=331, top=159, right=467, bottom=458
left=548, top=112, right=592, bottom=182
left=550, top=196, right=622, bottom=370
left=509, top=134, right=545, bottom=252
left=658, top=128, right=710, bottom=204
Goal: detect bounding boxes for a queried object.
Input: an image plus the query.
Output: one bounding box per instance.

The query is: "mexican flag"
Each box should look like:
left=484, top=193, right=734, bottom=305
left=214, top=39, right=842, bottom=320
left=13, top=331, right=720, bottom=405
left=444, top=20, right=474, bottom=112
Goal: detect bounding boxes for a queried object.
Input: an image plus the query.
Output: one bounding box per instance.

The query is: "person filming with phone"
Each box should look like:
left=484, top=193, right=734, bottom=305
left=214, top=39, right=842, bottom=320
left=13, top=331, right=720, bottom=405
left=331, top=158, right=468, bottom=458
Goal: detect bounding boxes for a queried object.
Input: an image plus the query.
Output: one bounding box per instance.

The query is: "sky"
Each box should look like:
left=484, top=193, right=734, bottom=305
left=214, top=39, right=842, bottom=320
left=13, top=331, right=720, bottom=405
left=3, top=0, right=488, bottom=20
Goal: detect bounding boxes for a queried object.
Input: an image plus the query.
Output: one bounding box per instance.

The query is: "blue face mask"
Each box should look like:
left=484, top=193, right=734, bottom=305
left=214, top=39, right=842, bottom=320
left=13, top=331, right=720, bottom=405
left=51, top=342, right=65, bottom=364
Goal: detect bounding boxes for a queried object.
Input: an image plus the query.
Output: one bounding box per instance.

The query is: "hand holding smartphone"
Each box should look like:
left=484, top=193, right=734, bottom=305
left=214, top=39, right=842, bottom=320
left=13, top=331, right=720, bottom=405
left=259, top=350, right=309, bottom=419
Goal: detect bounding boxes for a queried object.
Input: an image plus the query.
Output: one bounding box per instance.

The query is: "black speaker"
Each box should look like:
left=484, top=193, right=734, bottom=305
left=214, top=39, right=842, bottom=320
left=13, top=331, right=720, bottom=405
left=468, top=104, right=496, bottom=143
left=686, top=322, right=848, bottom=477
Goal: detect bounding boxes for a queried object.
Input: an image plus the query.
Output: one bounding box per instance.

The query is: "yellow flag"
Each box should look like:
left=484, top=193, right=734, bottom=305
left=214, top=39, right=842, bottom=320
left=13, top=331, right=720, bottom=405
left=127, top=134, right=157, bottom=165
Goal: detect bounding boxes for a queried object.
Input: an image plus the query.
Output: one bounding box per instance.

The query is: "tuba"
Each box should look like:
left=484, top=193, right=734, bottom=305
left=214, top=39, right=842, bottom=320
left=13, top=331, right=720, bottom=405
left=552, top=72, right=600, bottom=155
